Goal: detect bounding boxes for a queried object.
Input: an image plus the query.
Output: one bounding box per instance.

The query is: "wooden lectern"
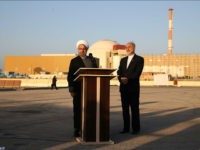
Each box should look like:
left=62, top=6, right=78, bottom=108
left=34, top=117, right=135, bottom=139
left=74, top=68, right=115, bottom=144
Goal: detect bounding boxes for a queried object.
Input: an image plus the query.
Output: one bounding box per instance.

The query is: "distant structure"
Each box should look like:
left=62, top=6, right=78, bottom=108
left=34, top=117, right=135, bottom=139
left=4, top=54, right=76, bottom=75
left=87, top=40, right=118, bottom=68
left=168, top=8, right=173, bottom=55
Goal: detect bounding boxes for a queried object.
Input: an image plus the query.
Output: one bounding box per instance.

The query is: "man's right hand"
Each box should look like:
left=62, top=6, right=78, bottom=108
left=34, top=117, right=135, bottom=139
left=70, top=92, right=76, bottom=97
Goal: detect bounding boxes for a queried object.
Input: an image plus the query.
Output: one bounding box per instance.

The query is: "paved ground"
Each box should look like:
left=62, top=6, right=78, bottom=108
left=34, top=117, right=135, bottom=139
left=0, top=86, right=200, bottom=150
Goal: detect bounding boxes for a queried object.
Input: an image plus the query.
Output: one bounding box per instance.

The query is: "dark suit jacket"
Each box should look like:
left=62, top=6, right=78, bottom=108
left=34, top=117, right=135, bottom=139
left=117, top=54, right=144, bottom=94
left=67, top=56, right=98, bottom=93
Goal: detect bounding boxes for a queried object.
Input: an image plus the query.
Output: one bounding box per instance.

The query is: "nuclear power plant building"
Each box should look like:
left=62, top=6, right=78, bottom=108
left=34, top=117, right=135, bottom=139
left=4, top=8, right=200, bottom=79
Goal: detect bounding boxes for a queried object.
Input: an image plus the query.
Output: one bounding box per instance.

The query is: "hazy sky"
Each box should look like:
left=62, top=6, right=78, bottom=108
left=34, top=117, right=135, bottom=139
left=0, top=1, right=200, bottom=70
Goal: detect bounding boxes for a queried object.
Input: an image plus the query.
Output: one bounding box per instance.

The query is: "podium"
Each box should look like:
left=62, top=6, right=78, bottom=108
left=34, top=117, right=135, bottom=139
left=74, top=68, right=115, bottom=144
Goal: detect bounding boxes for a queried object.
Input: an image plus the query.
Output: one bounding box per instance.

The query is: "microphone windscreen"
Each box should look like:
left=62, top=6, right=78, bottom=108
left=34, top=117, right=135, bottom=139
left=89, top=53, right=93, bottom=57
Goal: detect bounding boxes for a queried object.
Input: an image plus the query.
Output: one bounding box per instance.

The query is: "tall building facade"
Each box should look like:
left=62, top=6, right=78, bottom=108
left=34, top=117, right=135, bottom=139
left=4, top=54, right=75, bottom=74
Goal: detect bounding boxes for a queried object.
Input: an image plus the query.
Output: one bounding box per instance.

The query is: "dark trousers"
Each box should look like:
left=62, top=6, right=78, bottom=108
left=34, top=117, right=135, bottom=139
left=51, top=83, right=57, bottom=89
left=73, top=93, right=81, bottom=131
left=120, top=91, right=140, bottom=132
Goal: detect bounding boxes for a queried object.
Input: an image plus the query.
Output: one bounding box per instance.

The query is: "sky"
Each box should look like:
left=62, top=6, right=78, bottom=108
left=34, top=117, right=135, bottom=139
left=0, top=1, right=200, bottom=70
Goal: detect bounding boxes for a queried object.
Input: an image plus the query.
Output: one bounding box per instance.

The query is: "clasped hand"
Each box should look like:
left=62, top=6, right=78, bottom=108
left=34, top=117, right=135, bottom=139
left=70, top=92, right=76, bottom=97
left=121, top=77, right=128, bottom=84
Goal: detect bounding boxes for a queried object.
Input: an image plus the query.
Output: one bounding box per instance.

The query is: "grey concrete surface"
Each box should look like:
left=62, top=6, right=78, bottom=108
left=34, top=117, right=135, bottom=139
left=0, top=86, right=200, bottom=150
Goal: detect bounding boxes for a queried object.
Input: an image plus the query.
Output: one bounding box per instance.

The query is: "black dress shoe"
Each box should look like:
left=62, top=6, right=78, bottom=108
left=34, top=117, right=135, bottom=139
left=120, top=130, right=129, bottom=134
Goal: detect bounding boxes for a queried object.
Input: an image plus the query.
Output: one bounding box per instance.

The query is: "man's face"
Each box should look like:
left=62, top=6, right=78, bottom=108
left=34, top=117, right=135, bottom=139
left=78, top=44, right=87, bottom=57
left=126, top=43, right=135, bottom=56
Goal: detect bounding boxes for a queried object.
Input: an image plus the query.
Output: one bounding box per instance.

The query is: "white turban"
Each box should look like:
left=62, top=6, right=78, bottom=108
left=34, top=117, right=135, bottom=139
left=76, top=40, right=89, bottom=49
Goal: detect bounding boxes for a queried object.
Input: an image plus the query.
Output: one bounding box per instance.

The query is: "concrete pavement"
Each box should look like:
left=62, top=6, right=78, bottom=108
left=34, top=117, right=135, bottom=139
left=0, top=86, right=200, bottom=150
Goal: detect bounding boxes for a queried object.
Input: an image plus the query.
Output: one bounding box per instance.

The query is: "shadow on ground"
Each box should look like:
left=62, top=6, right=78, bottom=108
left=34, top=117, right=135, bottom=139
left=0, top=88, right=200, bottom=150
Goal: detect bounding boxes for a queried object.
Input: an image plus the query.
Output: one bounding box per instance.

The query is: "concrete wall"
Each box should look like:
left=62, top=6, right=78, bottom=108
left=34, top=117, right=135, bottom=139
left=111, top=79, right=200, bottom=87
left=20, top=79, right=68, bottom=87
left=1, top=78, right=200, bottom=88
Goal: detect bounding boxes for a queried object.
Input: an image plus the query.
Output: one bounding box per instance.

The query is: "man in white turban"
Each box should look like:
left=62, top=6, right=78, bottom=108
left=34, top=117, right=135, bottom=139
left=67, top=40, right=98, bottom=137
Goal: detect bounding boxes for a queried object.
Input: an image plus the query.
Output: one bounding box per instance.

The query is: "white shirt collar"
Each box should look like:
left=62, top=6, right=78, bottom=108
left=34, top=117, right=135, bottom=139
left=128, top=54, right=134, bottom=59
left=127, top=54, right=135, bottom=68
left=80, top=56, right=86, bottom=59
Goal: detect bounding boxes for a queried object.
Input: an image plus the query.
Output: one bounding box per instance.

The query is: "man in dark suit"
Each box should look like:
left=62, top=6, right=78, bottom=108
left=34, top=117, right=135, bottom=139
left=117, top=42, right=144, bottom=134
left=67, top=40, right=98, bottom=137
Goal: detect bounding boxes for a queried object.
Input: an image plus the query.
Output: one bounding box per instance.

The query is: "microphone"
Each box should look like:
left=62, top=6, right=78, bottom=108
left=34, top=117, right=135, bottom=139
left=89, top=53, right=93, bottom=58
left=89, top=53, right=97, bottom=67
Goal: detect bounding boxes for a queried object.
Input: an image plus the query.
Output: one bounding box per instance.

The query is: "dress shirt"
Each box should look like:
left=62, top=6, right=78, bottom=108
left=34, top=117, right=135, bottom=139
left=127, top=54, right=134, bottom=68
